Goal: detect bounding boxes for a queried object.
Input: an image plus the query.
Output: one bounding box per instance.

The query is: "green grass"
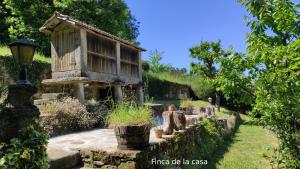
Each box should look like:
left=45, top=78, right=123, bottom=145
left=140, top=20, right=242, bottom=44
left=146, top=71, right=191, bottom=86
left=107, top=104, right=154, bottom=125
left=152, top=99, right=211, bottom=107
left=152, top=99, right=231, bottom=118
left=150, top=99, right=278, bottom=169
left=0, top=45, right=51, bottom=63
left=204, top=117, right=278, bottom=169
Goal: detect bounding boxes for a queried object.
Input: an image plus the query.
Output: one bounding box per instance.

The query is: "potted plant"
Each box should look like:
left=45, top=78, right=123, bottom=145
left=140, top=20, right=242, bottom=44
left=107, top=103, right=153, bottom=150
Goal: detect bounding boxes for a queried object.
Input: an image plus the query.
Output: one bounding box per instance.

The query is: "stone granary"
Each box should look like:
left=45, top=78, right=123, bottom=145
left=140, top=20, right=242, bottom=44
left=37, top=12, right=145, bottom=104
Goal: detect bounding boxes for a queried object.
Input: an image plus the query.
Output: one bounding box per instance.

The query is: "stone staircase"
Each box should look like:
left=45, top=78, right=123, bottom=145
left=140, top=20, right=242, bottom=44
left=34, top=93, right=67, bottom=106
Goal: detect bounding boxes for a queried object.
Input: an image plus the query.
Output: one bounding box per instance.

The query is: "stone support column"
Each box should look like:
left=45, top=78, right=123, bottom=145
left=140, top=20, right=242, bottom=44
left=0, top=84, right=40, bottom=142
left=114, top=84, right=123, bottom=104
left=91, top=86, right=99, bottom=100
left=74, top=83, right=85, bottom=103
left=137, top=85, right=144, bottom=105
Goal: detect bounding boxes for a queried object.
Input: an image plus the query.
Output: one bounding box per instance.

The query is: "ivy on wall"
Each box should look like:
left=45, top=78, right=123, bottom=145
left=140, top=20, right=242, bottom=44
left=0, top=56, right=50, bottom=86
left=0, top=119, right=49, bottom=169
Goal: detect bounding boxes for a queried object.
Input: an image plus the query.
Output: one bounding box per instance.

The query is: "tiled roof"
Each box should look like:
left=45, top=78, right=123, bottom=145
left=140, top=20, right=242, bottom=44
left=40, top=11, right=145, bottom=51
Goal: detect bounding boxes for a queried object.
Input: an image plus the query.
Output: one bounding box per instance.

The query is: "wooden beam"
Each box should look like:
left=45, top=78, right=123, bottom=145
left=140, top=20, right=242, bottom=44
left=50, top=33, right=56, bottom=72
left=80, top=29, right=87, bottom=74
left=116, top=42, right=121, bottom=75
left=138, top=51, right=142, bottom=80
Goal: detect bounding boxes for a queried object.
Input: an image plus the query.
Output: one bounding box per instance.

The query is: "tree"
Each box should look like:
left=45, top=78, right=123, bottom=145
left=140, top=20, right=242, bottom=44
left=53, top=0, right=139, bottom=42
left=239, top=0, right=300, bottom=167
left=216, top=51, right=255, bottom=111
left=148, top=49, right=172, bottom=73
left=142, top=60, right=150, bottom=72
left=189, top=40, right=224, bottom=79
left=0, top=0, right=11, bottom=44
left=3, top=0, right=139, bottom=55
left=4, top=0, right=54, bottom=54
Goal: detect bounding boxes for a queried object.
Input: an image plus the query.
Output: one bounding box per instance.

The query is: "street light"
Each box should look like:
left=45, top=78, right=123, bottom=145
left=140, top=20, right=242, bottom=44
left=8, top=36, right=36, bottom=85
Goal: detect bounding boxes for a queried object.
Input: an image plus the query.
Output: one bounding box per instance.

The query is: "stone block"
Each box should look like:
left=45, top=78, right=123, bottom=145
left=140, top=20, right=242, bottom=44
left=118, top=161, right=136, bottom=169
left=100, top=165, right=117, bottom=169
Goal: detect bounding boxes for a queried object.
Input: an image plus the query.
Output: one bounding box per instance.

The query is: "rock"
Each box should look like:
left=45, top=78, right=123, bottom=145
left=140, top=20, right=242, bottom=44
left=168, top=104, right=176, bottom=111
left=93, top=150, right=111, bottom=164
left=100, top=165, right=117, bottom=169
left=48, top=147, right=81, bottom=169
left=118, top=161, right=136, bottom=169
left=173, top=111, right=186, bottom=130
left=162, top=111, right=174, bottom=135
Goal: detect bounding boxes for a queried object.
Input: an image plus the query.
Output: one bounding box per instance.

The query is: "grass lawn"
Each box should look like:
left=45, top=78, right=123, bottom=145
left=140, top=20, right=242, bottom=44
left=152, top=99, right=210, bottom=107
left=152, top=99, right=231, bottom=118
left=205, top=116, right=278, bottom=169
left=150, top=99, right=278, bottom=169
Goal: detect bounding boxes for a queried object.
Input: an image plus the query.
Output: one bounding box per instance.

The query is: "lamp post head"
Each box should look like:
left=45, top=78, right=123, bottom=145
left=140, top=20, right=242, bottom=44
left=8, top=36, right=37, bottom=66
left=8, top=36, right=37, bottom=85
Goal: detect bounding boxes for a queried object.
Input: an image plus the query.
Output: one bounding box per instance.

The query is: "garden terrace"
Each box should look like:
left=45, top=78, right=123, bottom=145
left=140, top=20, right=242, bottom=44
left=47, top=113, right=240, bottom=169
left=39, top=12, right=145, bottom=103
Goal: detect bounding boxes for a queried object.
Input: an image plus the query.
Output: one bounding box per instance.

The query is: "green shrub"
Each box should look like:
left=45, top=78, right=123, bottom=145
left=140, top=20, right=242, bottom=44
left=191, top=77, right=215, bottom=99
left=0, top=55, right=50, bottom=87
left=0, top=86, right=7, bottom=105
left=0, top=119, right=48, bottom=169
left=180, top=99, right=193, bottom=108
left=107, top=102, right=153, bottom=126
left=39, top=97, right=103, bottom=136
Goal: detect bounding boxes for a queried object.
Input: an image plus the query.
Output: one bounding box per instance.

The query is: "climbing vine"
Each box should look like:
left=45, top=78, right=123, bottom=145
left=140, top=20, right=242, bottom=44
left=0, top=119, right=49, bottom=169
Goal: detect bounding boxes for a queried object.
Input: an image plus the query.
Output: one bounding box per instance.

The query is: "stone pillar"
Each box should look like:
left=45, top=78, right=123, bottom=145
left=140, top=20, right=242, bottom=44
left=91, top=86, right=99, bottom=100
left=137, top=85, right=144, bottom=105
left=0, top=84, right=40, bottom=142
left=114, top=85, right=123, bottom=104
left=74, top=83, right=85, bottom=103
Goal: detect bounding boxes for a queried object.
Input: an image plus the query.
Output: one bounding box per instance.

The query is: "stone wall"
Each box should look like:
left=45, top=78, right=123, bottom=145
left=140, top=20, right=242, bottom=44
left=0, top=59, right=14, bottom=86
left=146, top=76, right=191, bottom=100
left=0, top=57, right=51, bottom=95
left=79, top=114, right=241, bottom=169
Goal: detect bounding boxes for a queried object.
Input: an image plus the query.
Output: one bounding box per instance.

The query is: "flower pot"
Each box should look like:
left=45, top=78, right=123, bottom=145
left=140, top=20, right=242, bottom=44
left=154, top=128, right=163, bottom=138
left=114, top=124, right=150, bottom=150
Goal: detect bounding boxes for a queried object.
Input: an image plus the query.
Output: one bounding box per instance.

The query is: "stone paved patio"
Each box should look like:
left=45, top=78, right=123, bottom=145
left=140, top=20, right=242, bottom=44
left=47, top=128, right=166, bottom=168
left=47, top=115, right=203, bottom=168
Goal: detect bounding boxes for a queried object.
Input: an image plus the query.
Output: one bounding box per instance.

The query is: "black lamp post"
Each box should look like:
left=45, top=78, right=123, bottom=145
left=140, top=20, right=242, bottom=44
left=0, top=36, right=40, bottom=142
left=8, top=36, right=37, bottom=85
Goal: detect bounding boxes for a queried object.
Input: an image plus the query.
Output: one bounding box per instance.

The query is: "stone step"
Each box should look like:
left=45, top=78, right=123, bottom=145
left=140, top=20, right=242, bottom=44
left=42, top=93, right=67, bottom=100
left=47, top=146, right=81, bottom=169
left=34, top=99, right=52, bottom=105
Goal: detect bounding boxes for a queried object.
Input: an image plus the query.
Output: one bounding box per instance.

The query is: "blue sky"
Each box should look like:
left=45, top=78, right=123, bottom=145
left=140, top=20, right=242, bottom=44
left=125, top=0, right=300, bottom=70
left=125, top=0, right=250, bottom=70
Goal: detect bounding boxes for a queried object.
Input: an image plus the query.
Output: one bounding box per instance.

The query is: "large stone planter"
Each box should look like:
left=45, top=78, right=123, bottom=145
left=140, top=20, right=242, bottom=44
left=114, top=124, right=150, bottom=150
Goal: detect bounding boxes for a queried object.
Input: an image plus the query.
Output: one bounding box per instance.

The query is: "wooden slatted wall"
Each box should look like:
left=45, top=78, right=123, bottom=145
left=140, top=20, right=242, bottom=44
left=52, top=29, right=78, bottom=71
left=120, top=45, right=139, bottom=78
left=87, top=33, right=117, bottom=74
